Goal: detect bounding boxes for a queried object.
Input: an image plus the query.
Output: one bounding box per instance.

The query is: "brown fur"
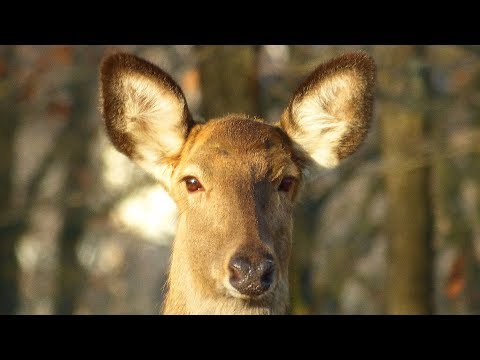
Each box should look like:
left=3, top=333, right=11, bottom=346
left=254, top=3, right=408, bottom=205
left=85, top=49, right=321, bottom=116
left=99, top=51, right=376, bottom=315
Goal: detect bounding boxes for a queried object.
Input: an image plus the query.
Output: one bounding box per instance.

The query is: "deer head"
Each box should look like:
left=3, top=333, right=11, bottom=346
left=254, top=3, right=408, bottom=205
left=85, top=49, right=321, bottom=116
left=100, top=50, right=375, bottom=314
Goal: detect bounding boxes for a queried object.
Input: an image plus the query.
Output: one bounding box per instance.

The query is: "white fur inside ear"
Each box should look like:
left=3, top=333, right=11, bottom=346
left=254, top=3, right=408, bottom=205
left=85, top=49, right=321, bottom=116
left=123, top=75, right=185, bottom=154
left=120, top=74, right=186, bottom=184
left=289, top=73, right=356, bottom=169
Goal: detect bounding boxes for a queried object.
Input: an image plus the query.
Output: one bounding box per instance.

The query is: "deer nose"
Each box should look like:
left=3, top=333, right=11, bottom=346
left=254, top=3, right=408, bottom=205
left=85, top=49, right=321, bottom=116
left=228, top=254, right=275, bottom=297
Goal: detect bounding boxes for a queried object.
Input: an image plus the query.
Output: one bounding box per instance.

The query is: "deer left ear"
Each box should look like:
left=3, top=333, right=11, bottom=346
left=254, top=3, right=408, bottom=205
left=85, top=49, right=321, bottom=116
left=279, top=52, right=376, bottom=173
left=100, top=53, right=194, bottom=189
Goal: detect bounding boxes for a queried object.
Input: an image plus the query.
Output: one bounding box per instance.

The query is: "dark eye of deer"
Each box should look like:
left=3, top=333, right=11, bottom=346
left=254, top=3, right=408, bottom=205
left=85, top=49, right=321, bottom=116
left=184, top=176, right=203, bottom=193
left=278, top=176, right=295, bottom=192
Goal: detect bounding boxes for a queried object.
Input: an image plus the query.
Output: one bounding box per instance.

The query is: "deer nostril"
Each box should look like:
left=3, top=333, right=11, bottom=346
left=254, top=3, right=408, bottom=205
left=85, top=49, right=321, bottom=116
left=229, top=257, right=251, bottom=281
left=259, top=259, right=275, bottom=288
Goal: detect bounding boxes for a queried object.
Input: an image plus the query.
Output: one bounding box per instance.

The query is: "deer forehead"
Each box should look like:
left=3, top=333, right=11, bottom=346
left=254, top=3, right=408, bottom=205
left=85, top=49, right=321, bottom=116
left=174, top=116, right=300, bottom=182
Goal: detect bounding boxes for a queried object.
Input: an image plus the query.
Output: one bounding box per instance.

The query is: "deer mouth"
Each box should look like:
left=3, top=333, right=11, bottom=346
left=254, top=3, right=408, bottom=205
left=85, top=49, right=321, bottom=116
left=222, top=276, right=276, bottom=301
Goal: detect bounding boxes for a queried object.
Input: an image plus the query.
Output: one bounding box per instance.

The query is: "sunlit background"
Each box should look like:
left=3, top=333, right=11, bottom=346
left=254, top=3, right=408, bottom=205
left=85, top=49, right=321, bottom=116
left=1, top=45, right=479, bottom=314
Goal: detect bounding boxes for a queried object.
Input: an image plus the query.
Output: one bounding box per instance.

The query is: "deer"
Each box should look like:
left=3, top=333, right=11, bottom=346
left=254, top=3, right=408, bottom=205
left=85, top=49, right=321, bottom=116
left=99, top=50, right=376, bottom=315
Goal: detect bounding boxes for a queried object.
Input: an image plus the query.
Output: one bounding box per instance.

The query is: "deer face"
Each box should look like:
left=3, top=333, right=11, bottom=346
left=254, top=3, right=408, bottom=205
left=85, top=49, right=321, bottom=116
left=100, top=51, right=375, bottom=314
left=169, top=117, right=299, bottom=304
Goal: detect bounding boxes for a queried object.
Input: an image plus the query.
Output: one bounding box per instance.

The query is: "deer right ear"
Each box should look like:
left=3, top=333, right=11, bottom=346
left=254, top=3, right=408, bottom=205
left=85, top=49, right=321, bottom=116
left=100, top=53, right=194, bottom=188
left=279, top=52, right=376, bottom=176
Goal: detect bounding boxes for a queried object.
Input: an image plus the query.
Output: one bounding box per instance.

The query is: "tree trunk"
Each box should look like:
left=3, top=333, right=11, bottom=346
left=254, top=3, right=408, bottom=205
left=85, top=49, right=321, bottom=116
left=196, top=46, right=260, bottom=119
left=378, top=45, right=434, bottom=314
left=54, top=48, right=97, bottom=314
left=289, top=200, right=320, bottom=314
left=465, top=69, right=480, bottom=313
left=0, top=46, right=22, bottom=314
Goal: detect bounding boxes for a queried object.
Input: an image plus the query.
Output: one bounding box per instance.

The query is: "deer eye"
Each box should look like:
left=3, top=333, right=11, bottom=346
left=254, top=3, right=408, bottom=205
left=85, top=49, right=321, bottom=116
left=184, top=176, right=204, bottom=193
left=278, top=176, right=296, bottom=192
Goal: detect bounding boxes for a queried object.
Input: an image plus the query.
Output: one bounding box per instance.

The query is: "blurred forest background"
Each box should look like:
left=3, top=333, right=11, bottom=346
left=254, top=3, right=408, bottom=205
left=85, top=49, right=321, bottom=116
left=1, top=45, right=480, bottom=315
